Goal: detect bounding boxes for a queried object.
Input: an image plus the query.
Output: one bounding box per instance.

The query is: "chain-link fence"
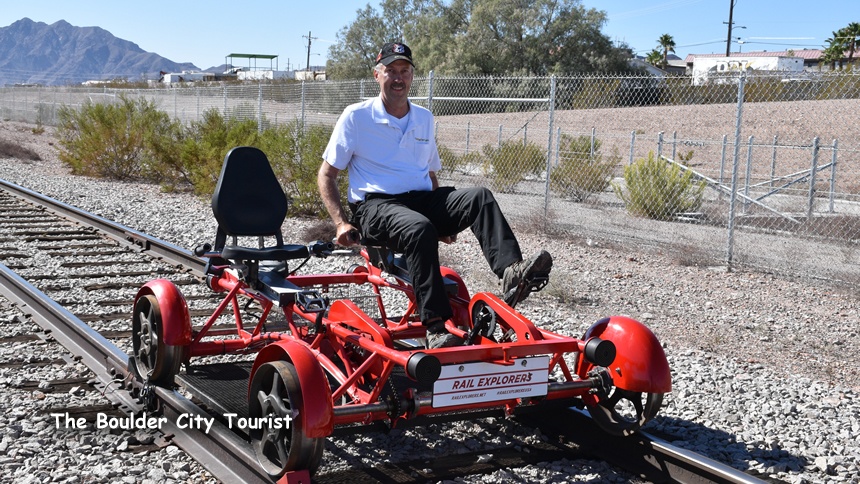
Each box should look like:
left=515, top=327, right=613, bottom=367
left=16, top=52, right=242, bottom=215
left=2, top=71, right=859, bottom=283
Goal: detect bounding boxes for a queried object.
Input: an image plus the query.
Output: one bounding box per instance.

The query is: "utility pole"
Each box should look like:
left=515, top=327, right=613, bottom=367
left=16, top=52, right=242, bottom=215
left=724, top=0, right=736, bottom=56
left=303, top=31, right=317, bottom=71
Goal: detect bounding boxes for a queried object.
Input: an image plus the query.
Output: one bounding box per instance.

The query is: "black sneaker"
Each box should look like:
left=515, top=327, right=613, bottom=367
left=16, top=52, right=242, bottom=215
left=502, top=250, right=553, bottom=307
left=426, top=321, right=464, bottom=349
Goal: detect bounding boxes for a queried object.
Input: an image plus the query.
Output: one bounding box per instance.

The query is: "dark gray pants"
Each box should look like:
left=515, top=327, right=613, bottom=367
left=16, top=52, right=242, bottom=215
left=353, top=186, right=522, bottom=323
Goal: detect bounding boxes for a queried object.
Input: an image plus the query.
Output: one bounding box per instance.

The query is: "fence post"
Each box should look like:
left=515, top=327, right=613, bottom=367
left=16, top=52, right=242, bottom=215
left=590, top=127, right=596, bottom=162
left=300, top=80, right=306, bottom=132
left=657, top=132, right=663, bottom=159
left=223, top=84, right=227, bottom=117
left=770, top=135, right=778, bottom=187
left=671, top=131, right=677, bottom=160
left=726, top=73, right=746, bottom=271
left=498, top=125, right=503, bottom=148
left=742, top=136, right=754, bottom=214
left=543, top=75, right=557, bottom=226
left=829, top=139, right=838, bottom=213
left=807, top=137, right=820, bottom=220
left=258, top=82, right=263, bottom=132
left=718, top=134, right=728, bottom=200
left=629, top=131, right=636, bottom=165
left=465, top=121, right=471, bottom=155
left=428, top=70, right=434, bottom=113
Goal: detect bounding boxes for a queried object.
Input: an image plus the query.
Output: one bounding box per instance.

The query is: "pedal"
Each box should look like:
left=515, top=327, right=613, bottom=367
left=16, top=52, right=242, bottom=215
left=507, top=271, right=551, bottom=308
left=525, top=272, right=550, bottom=293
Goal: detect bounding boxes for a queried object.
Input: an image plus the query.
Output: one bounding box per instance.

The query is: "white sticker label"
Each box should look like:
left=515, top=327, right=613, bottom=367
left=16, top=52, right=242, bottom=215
left=432, top=356, right=550, bottom=408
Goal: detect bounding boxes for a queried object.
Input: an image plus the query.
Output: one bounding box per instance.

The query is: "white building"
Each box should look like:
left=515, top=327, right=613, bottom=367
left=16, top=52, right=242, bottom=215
left=690, top=55, right=805, bottom=85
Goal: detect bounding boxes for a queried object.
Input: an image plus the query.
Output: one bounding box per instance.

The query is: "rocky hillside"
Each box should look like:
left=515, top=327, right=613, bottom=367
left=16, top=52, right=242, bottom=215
left=0, top=18, right=198, bottom=86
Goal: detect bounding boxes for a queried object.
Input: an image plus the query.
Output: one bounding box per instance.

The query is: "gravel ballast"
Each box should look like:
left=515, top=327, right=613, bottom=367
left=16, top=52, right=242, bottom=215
left=1, top=120, right=859, bottom=483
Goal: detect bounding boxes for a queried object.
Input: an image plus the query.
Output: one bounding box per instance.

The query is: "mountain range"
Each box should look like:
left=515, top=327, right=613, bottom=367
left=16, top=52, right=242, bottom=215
left=0, top=18, right=201, bottom=86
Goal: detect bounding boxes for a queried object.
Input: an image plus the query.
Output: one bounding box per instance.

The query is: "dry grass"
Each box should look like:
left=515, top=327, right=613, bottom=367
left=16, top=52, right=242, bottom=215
left=0, top=139, right=41, bottom=161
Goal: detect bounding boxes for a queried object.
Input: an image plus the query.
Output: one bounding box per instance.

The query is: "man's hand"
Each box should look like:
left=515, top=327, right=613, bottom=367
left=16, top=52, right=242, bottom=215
left=438, top=233, right=457, bottom=244
left=336, top=223, right=361, bottom=246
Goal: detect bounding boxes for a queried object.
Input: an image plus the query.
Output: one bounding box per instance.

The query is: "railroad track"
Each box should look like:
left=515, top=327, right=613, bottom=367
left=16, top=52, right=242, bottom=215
left=0, top=177, right=768, bottom=483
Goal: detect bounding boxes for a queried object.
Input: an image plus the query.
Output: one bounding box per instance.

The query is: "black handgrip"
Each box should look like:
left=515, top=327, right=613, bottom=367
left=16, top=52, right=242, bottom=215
left=193, top=243, right=212, bottom=257
left=309, top=240, right=335, bottom=257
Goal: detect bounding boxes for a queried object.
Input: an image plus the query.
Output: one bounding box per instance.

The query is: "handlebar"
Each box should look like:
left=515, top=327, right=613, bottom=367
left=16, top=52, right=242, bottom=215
left=193, top=240, right=337, bottom=260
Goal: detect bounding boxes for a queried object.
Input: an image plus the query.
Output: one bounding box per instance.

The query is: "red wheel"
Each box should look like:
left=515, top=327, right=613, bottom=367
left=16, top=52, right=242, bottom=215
left=131, top=295, right=182, bottom=385
left=249, top=360, right=325, bottom=478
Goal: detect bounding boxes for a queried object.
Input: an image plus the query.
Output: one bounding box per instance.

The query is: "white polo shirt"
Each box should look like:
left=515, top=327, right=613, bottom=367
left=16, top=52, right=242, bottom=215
left=323, top=97, right=442, bottom=203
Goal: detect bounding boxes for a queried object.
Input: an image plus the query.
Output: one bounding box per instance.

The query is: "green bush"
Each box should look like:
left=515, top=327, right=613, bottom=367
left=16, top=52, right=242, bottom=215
left=57, top=100, right=345, bottom=219
left=613, top=151, right=705, bottom=220
left=56, top=95, right=180, bottom=180
left=271, top=122, right=341, bottom=218
left=437, top=144, right=463, bottom=174
left=549, top=134, right=617, bottom=202
left=482, top=140, right=546, bottom=192
left=177, top=109, right=262, bottom=196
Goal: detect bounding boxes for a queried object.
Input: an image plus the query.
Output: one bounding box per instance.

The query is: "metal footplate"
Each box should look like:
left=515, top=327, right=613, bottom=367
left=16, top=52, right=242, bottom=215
left=508, top=270, right=550, bottom=308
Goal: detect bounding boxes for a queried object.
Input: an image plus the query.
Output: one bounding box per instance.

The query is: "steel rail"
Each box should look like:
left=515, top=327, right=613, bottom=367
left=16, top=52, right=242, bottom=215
left=0, top=262, right=140, bottom=412
left=0, top=179, right=766, bottom=483
left=518, top=407, right=768, bottom=484
left=0, top=262, right=273, bottom=483
left=0, top=177, right=206, bottom=277
left=643, top=431, right=769, bottom=484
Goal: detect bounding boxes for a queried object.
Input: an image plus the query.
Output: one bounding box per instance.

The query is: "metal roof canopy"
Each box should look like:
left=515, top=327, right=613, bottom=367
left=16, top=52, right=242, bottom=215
left=226, top=53, right=279, bottom=71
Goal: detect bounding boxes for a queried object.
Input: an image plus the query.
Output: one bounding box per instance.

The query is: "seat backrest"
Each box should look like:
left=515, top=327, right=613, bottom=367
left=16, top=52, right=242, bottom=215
left=211, top=147, right=288, bottom=239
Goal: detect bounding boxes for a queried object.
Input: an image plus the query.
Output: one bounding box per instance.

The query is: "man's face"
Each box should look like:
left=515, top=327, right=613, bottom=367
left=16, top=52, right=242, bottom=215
left=375, top=60, right=413, bottom=103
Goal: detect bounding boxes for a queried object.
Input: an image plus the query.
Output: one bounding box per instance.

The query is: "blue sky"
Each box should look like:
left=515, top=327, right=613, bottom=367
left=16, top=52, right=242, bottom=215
left=0, top=0, right=850, bottom=72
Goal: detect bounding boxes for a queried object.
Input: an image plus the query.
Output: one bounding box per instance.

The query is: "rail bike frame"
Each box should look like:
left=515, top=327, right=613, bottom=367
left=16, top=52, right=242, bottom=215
left=129, top=146, right=672, bottom=481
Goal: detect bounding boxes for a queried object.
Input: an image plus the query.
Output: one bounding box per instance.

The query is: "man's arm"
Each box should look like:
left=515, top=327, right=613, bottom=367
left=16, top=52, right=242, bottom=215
left=317, top=161, right=359, bottom=246
left=429, top=171, right=439, bottom=190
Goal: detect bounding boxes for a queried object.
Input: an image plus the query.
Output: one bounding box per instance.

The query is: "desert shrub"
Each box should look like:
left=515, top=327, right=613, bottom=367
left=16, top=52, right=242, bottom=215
left=438, top=144, right=485, bottom=175
left=613, top=151, right=705, bottom=220
left=437, top=144, right=463, bottom=174
left=177, top=109, right=262, bottom=196
left=549, top=134, right=617, bottom=202
left=56, top=95, right=179, bottom=180
left=482, top=140, right=546, bottom=192
left=269, top=122, right=342, bottom=218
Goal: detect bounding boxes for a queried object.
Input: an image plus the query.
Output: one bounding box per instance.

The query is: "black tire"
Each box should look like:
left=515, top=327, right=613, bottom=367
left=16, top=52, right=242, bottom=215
left=587, top=388, right=663, bottom=437
left=249, top=360, right=325, bottom=478
left=131, top=295, right=182, bottom=386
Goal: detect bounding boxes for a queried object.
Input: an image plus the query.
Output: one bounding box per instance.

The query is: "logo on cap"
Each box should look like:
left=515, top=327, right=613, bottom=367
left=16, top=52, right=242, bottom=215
left=376, top=42, right=414, bottom=66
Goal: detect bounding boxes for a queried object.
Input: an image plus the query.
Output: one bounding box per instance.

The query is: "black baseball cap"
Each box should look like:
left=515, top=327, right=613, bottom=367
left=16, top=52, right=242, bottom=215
left=376, top=42, right=414, bottom=66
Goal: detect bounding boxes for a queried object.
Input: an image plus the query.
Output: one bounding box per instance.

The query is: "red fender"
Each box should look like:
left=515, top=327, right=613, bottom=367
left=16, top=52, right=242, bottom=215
left=250, top=341, right=334, bottom=438
left=579, top=316, right=671, bottom=393
left=134, top=279, right=191, bottom=346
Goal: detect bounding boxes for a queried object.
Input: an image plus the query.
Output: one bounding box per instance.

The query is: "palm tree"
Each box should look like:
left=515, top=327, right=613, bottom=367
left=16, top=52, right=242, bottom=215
left=824, top=30, right=847, bottom=71
left=645, top=49, right=663, bottom=67
left=842, top=22, right=860, bottom=66
left=657, top=34, right=676, bottom=69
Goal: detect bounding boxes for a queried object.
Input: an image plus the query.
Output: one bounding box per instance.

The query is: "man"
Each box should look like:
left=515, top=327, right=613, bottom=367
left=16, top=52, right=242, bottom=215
left=317, top=42, right=552, bottom=349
